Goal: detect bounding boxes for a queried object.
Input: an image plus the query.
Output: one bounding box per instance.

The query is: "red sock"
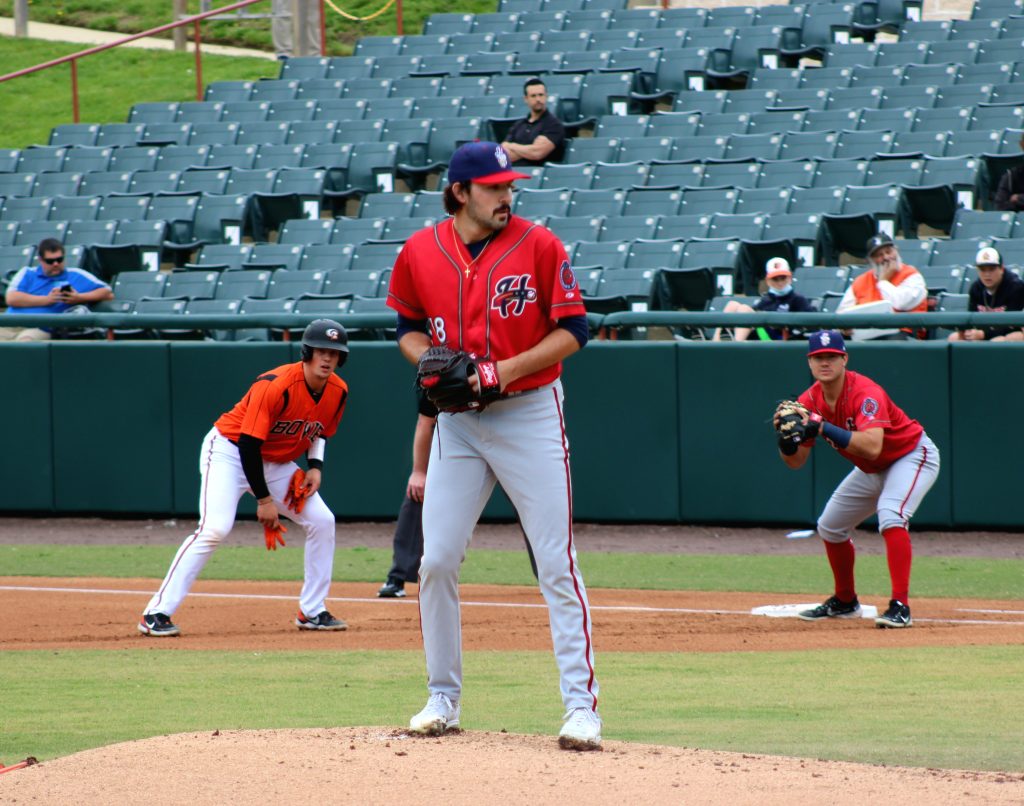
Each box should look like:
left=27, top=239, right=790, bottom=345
left=883, top=526, right=912, bottom=603
left=823, top=539, right=856, bottom=602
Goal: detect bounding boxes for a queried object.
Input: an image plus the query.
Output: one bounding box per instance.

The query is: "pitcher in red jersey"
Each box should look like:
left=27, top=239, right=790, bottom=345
left=388, top=141, right=601, bottom=750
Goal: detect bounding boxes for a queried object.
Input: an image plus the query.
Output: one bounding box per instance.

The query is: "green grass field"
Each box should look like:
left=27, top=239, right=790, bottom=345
left=2, top=546, right=1023, bottom=770
left=3, top=544, right=1023, bottom=599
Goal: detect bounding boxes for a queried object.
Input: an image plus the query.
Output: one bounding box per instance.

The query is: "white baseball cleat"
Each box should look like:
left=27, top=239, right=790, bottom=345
left=558, top=707, right=602, bottom=751
left=409, top=693, right=460, bottom=736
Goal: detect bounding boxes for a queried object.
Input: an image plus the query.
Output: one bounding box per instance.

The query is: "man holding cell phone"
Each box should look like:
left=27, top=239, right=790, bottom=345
left=1, top=237, right=113, bottom=342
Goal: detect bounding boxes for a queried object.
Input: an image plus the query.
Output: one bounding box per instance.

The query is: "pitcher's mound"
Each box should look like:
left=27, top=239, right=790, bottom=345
left=3, top=727, right=1021, bottom=805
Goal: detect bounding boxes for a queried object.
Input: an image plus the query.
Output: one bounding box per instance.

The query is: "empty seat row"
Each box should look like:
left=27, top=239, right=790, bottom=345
left=565, top=131, right=1004, bottom=165
left=749, top=60, right=1024, bottom=90
left=668, top=85, right=1024, bottom=118
left=822, top=37, right=1024, bottom=68
left=599, top=108, right=1024, bottom=141
left=899, top=15, right=1024, bottom=41
left=110, top=265, right=392, bottom=304
left=39, top=116, right=485, bottom=152
left=86, top=294, right=388, bottom=342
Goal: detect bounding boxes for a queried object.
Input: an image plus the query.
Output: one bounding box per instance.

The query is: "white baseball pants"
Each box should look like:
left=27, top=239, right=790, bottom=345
left=144, top=428, right=337, bottom=619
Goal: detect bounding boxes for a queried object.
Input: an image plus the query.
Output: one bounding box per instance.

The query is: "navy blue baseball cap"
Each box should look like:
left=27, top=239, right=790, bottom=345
left=807, top=329, right=847, bottom=356
left=447, top=141, right=531, bottom=185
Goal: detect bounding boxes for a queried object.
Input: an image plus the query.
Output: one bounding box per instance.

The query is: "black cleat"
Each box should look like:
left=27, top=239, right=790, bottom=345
left=798, top=595, right=862, bottom=621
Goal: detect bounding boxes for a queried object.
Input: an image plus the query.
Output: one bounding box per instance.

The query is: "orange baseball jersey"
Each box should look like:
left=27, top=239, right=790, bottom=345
left=215, top=362, right=348, bottom=463
left=386, top=215, right=587, bottom=393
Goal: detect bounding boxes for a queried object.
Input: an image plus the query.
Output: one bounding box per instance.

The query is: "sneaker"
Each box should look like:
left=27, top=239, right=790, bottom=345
left=558, top=707, right=602, bottom=751
left=377, top=579, right=406, bottom=598
left=798, top=595, right=862, bottom=621
left=138, top=612, right=180, bottom=637
left=409, top=693, right=460, bottom=736
left=295, top=610, right=347, bottom=631
left=875, top=599, right=912, bottom=629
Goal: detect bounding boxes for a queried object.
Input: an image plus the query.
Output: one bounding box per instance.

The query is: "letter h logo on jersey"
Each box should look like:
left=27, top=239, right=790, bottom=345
left=491, top=274, right=537, bottom=318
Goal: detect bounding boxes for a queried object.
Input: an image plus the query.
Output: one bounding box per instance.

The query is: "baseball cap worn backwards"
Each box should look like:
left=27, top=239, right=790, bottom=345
left=807, top=329, right=847, bottom=356
left=447, top=141, right=531, bottom=185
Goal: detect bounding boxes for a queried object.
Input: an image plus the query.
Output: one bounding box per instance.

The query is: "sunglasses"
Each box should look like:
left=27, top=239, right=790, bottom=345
left=42, top=256, right=65, bottom=265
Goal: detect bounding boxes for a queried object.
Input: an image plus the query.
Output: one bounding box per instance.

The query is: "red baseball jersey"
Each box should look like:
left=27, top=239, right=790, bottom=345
left=387, top=215, right=586, bottom=393
left=798, top=370, right=923, bottom=474
left=214, top=362, right=348, bottom=463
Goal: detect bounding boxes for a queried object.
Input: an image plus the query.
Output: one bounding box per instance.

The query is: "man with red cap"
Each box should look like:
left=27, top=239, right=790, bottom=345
left=775, top=330, right=940, bottom=628
left=387, top=141, right=601, bottom=750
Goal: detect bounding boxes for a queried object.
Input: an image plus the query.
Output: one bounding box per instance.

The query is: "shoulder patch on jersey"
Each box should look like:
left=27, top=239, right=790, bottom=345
left=256, top=373, right=278, bottom=382
left=559, top=259, right=578, bottom=292
left=861, top=397, right=879, bottom=419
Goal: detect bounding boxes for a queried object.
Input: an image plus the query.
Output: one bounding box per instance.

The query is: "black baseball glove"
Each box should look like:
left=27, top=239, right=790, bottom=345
left=416, top=346, right=502, bottom=413
left=774, top=400, right=821, bottom=456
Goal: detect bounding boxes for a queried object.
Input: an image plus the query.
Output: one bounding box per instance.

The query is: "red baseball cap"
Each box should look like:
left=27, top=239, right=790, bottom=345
left=447, top=141, right=531, bottom=185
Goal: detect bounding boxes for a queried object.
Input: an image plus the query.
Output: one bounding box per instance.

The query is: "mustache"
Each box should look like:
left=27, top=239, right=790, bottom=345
left=494, top=206, right=511, bottom=215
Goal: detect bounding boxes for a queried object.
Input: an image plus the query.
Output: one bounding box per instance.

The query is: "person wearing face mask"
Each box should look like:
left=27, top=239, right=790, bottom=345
left=947, top=247, right=1024, bottom=342
left=712, top=257, right=815, bottom=342
left=836, top=233, right=927, bottom=340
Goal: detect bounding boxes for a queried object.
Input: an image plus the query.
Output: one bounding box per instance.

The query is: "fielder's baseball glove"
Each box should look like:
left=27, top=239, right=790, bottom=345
left=774, top=400, right=821, bottom=456
left=416, top=346, right=502, bottom=412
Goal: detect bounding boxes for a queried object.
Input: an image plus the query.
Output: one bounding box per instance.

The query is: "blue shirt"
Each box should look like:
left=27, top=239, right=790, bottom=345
left=5, top=264, right=110, bottom=315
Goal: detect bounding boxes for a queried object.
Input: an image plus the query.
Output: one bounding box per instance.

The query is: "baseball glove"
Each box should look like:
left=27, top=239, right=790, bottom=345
left=774, top=400, right=821, bottom=455
left=264, top=522, right=287, bottom=551
left=416, top=346, right=502, bottom=413
left=284, top=468, right=311, bottom=515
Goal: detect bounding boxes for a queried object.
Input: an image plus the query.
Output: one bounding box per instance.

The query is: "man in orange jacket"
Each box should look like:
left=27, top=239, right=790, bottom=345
left=837, top=234, right=927, bottom=339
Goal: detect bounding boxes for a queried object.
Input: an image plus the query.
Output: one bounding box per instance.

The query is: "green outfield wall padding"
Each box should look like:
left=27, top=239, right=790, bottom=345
left=50, top=343, right=174, bottom=512
left=678, top=341, right=818, bottom=523
left=950, top=343, right=1024, bottom=527
left=0, top=344, right=54, bottom=511
left=0, top=340, right=1016, bottom=527
left=567, top=342, right=681, bottom=521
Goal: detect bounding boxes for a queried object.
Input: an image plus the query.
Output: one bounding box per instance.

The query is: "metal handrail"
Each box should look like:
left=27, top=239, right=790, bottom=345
left=0, top=0, right=268, bottom=123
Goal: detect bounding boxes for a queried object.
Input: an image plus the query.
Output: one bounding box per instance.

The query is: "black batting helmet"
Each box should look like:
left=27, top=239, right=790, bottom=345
left=301, top=319, right=349, bottom=366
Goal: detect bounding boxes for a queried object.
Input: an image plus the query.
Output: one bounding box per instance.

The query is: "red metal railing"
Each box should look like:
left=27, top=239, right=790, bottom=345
left=0, top=0, right=336, bottom=123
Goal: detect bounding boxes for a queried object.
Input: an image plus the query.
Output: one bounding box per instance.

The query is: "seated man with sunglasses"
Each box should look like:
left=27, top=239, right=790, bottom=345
left=1, top=238, right=113, bottom=342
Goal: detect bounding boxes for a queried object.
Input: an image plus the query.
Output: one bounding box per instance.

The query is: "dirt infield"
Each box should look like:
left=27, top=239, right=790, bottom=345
left=2, top=518, right=1022, bottom=802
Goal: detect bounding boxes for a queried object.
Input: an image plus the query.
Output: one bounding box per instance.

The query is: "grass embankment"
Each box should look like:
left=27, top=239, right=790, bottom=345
left=0, top=39, right=278, bottom=148
left=0, top=0, right=496, bottom=55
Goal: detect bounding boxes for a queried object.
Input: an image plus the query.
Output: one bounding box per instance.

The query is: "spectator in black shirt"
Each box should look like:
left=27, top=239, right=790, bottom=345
left=948, top=246, right=1024, bottom=342
left=994, top=132, right=1024, bottom=212
left=500, top=78, right=566, bottom=166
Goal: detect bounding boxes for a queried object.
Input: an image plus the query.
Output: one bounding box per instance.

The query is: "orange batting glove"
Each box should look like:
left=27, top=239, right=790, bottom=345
left=264, top=522, right=287, bottom=551
left=284, top=468, right=312, bottom=514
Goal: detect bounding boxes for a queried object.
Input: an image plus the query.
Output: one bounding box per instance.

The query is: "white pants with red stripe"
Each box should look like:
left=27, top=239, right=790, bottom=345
left=418, top=380, right=599, bottom=712
left=817, top=433, right=940, bottom=542
left=143, top=428, right=337, bottom=621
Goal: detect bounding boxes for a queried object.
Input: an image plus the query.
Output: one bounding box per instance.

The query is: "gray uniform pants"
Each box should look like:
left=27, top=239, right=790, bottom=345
left=818, top=433, right=940, bottom=542
left=418, top=380, right=599, bottom=711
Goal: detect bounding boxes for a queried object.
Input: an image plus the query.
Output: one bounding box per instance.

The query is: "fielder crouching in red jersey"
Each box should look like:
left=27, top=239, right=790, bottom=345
left=775, top=330, right=940, bottom=628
